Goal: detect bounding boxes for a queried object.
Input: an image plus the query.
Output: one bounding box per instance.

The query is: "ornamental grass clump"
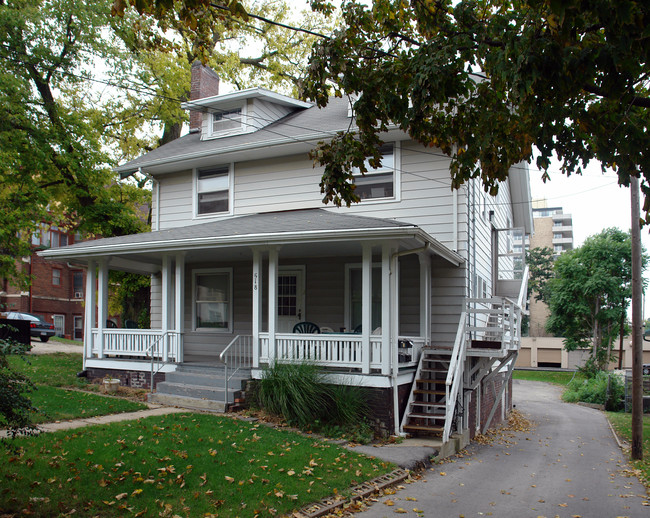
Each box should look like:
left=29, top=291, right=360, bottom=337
left=257, top=362, right=328, bottom=428
left=256, top=362, right=371, bottom=440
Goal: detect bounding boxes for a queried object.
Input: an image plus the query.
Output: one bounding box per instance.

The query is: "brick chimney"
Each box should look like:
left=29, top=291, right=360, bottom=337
left=189, top=61, right=220, bottom=134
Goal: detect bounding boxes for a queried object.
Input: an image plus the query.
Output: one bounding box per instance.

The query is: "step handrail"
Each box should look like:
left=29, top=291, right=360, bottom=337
left=146, top=331, right=171, bottom=393
left=220, top=335, right=253, bottom=408
left=444, top=310, right=468, bottom=443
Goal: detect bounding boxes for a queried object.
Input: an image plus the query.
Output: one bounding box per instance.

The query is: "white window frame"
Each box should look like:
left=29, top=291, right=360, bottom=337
left=52, top=314, right=64, bottom=337
left=351, top=142, right=400, bottom=204
left=192, top=268, right=233, bottom=333
left=193, top=163, right=234, bottom=219
left=209, top=103, right=247, bottom=138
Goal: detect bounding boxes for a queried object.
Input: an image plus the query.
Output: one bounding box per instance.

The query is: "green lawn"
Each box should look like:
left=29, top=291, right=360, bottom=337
left=28, top=386, right=146, bottom=424
left=0, top=412, right=395, bottom=517
left=513, top=369, right=581, bottom=386
left=5, top=353, right=147, bottom=424
left=606, top=411, right=650, bottom=489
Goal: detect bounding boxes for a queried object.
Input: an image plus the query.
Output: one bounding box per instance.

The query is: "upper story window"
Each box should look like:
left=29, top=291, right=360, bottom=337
left=196, top=165, right=231, bottom=216
left=352, top=143, right=396, bottom=201
left=211, top=107, right=244, bottom=136
left=52, top=268, right=61, bottom=286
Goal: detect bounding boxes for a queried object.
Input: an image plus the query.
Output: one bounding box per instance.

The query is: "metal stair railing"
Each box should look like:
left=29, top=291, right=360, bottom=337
left=220, top=335, right=253, bottom=408
left=443, top=311, right=468, bottom=443
left=146, top=331, right=174, bottom=393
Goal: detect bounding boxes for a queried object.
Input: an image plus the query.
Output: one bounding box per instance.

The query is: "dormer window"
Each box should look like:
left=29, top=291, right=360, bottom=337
left=352, top=143, right=397, bottom=201
left=211, top=107, right=243, bottom=136
left=197, top=165, right=231, bottom=215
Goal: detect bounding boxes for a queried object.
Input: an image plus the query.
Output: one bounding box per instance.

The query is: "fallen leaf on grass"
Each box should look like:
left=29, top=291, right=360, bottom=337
left=115, top=493, right=128, bottom=500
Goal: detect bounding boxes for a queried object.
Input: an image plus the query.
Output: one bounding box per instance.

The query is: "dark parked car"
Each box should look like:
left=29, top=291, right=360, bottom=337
left=3, top=312, right=56, bottom=342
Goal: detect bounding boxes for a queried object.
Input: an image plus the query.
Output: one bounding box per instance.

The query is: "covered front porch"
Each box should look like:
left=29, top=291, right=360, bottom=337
left=43, top=210, right=465, bottom=387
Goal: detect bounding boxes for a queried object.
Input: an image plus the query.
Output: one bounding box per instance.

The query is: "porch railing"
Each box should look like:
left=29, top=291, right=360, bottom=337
left=259, top=333, right=420, bottom=372
left=220, top=335, right=253, bottom=407
left=466, top=297, right=522, bottom=351
left=90, top=329, right=181, bottom=361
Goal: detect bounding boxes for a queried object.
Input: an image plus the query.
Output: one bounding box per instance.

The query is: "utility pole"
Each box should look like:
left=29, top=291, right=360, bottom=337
left=630, top=175, right=643, bottom=461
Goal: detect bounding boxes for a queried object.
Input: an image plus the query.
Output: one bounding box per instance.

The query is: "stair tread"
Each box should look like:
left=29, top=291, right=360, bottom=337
left=410, top=402, right=446, bottom=408
left=416, top=379, right=445, bottom=384
left=403, top=424, right=444, bottom=432
left=413, top=389, right=446, bottom=395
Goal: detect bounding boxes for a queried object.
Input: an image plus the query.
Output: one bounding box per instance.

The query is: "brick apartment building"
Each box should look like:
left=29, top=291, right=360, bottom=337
left=1, top=225, right=86, bottom=340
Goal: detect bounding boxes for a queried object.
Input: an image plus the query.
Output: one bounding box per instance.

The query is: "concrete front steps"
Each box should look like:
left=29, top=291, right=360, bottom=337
left=148, top=364, right=251, bottom=412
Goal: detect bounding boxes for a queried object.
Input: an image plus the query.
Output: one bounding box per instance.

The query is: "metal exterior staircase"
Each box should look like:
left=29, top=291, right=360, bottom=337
left=401, top=348, right=452, bottom=437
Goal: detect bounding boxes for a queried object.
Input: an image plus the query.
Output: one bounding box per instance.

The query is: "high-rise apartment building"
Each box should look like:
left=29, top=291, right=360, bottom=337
left=514, top=199, right=574, bottom=337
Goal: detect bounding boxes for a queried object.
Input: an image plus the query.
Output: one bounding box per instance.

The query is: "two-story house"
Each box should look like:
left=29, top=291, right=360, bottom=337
left=40, top=63, right=533, bottom=447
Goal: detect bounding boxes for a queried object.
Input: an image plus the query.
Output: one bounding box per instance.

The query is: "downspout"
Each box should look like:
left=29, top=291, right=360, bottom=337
left=453, top=189, right=458, bottom=252
left=391, top=242, right=430, bottom=435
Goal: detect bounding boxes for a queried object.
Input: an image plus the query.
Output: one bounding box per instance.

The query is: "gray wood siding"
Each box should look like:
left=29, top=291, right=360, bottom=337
left=430, top=256, right=465, bottom=347
left=153, top=141, right=473, bottom=263
left=150, top=274, right=162, bottom=329
left=157, top=170, right=193, bottom=229
left=249, top=99, right=293, bottom=130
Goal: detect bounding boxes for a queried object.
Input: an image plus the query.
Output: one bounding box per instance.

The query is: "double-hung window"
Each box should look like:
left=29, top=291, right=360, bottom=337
left=352, top=143, right=396, bottom=201
left=197, top=165, right=230, bottom=215
left=194, top=269, right=232, bottom=332
left=212, top=108, right=242, bottom=135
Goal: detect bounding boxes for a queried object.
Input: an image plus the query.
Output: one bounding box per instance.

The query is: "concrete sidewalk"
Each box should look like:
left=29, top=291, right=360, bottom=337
left=0, top=406, right=187, bottom=438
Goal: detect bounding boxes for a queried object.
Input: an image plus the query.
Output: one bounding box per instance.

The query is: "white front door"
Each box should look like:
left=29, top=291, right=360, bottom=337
left=277, top=267, right=305, bottom=333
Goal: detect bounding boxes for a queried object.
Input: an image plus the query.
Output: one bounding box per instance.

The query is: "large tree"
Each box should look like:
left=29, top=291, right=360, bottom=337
left=0, top=0, right=150, bottom=286
left=545, top=228, right=640, bottom=372
left=297, top=0, right=650, bottom=210
left=0, top=0, right=330, bottom=286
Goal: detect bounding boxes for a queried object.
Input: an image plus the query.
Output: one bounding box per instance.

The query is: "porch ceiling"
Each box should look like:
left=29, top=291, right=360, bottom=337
left=39, top=208, right=463, bottom=273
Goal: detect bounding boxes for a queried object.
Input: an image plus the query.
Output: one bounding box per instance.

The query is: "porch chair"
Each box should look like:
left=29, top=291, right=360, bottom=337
left=292, top=321, right=320, bottom=334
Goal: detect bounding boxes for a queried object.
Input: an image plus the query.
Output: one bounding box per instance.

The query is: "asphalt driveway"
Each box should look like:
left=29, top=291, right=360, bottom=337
left=354, top=379, right=649, bottom=517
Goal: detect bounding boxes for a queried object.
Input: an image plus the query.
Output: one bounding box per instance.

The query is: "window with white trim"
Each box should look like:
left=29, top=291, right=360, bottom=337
left=196, top=165, right=230, bottom=215
left=211, top=107, right=243, bottom=135
left=352, top=143, right=395, bottom=200
left=193, top=269, right=232, bottom=331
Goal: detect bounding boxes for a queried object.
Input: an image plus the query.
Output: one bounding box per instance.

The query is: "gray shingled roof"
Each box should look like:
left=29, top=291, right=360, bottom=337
left=116, top=96, right=353, bottom=174
left=41, top=209, right=416, bottom=255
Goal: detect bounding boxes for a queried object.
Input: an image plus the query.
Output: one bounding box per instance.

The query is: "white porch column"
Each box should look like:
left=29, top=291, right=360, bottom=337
left=161, top=255, right=172, bottom=362
left=419, top=252, right=432, bottom=345
left=84, top=259, right=97, bottom=365
left=361, top=243, right=372, bottom=374
left=390, top=246, right=401, bottom=434
left=252, top=248, right=262, bottom=369
left=268, top=247, right=279, bottom=363
left=174, top=253, right=185, bottom=362
left=381, top=245, right=391, bottom=375
left=97, top=259, right=108, bottom=359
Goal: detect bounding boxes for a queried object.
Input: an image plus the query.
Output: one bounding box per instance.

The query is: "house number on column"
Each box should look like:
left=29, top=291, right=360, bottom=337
left=253, top=272, right=258, bottom=291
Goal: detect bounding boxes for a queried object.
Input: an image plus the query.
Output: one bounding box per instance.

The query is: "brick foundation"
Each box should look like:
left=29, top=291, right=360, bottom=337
left=467, top=372, right=513, bottom=438
left=86, top=367, right=165, bottom=390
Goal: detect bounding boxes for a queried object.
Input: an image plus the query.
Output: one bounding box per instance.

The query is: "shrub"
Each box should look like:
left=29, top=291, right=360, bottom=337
left=563, top=371, right=624, bottom=411
left=256, top=362, right=372, bottom=441
left=0, top=336, right=37, bottom=442
left=256, top=362, right=327, bottom=428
